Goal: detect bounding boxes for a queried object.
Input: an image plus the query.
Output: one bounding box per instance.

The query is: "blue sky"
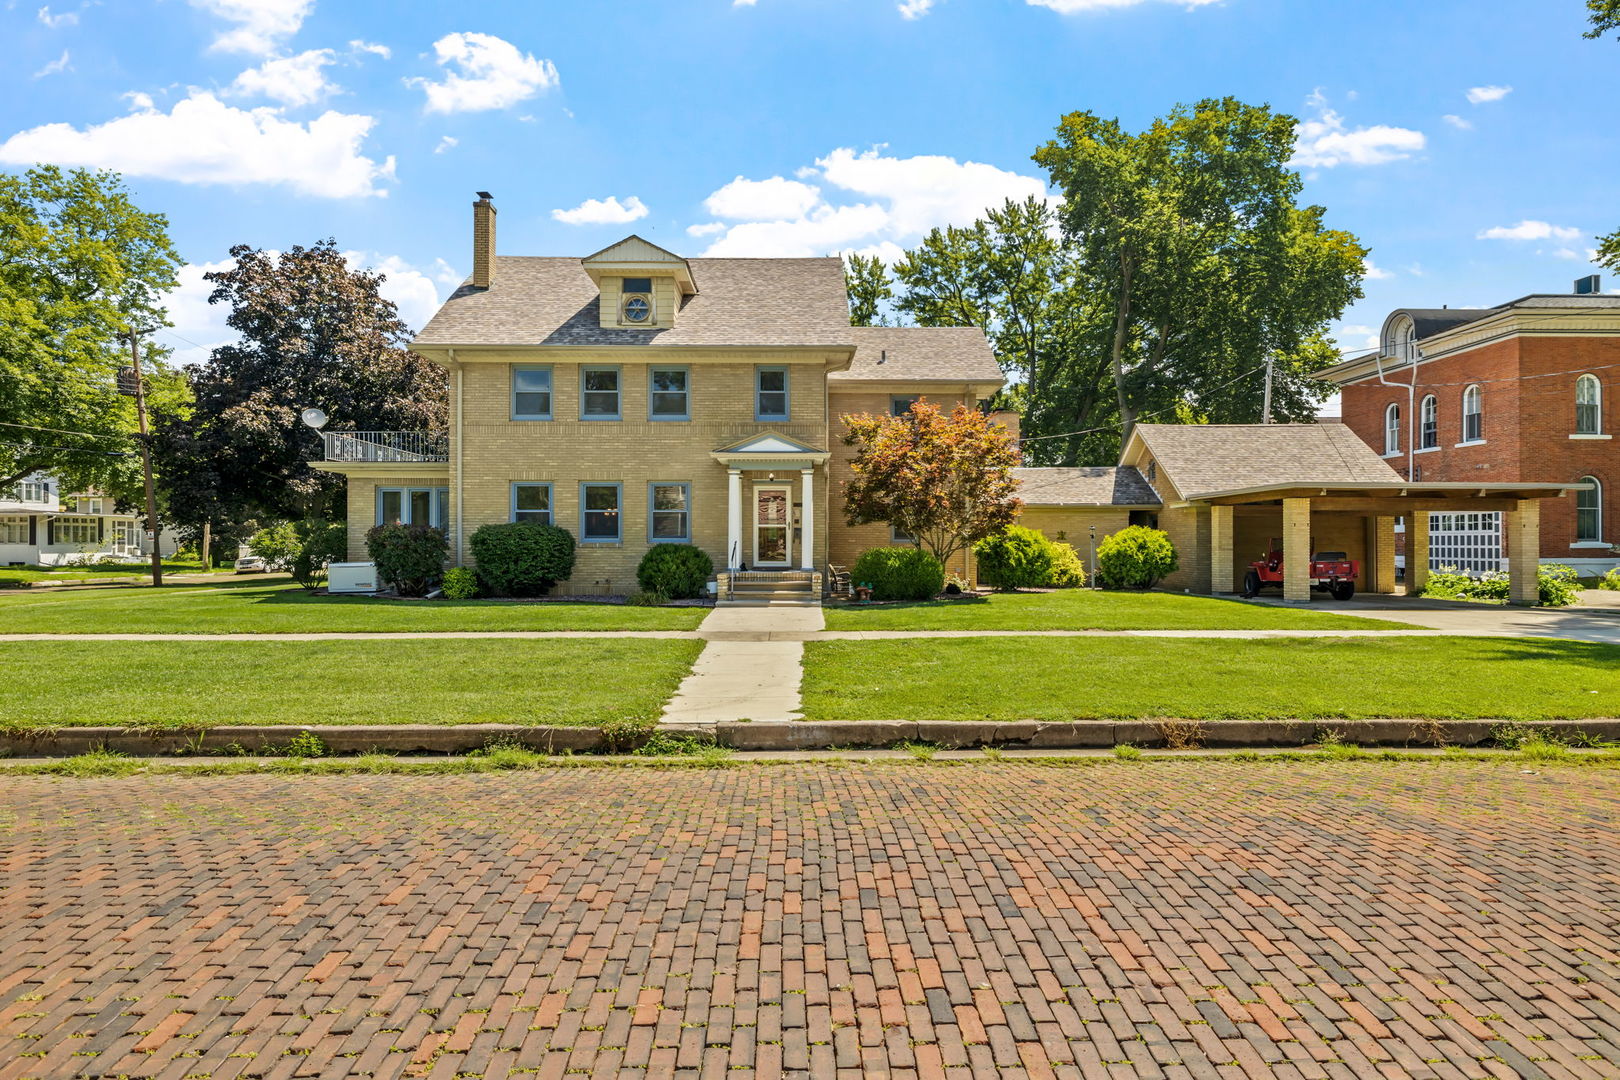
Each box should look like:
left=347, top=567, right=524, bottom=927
left=4, top=0, right=1616, bottom=406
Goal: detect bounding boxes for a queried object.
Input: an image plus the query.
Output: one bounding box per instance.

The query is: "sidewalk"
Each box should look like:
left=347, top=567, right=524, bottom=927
left=659, top=604, right=824, bottom=724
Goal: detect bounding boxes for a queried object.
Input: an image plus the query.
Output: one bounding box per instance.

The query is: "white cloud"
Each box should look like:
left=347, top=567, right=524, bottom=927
left=1362, top=259, right=1393, bottom=280
left=898, top=0, right=935, bottom=17
left=1552, top=248, right=1587, bottom=262
left=229, top=48, right=337, bottom=106
left=1335, top=324, right=1381, bottom=350
left=33, top=49, right=71, bottom=78
left=704, top=176, right=822, bottom=221
left=38, top=5, right=77, bottom=28
left=349, top=39, right=390, bottom=59
left=1477, top=220, right=1583, bottom=241
left=0, top=91, right=395, bottom=199
left=123, top=91, right=155, bottom=110
left=344, top=251, right=443, bottom=332
left=1466, top=85, right=1512, bottom=105
left=433, top=135, right=458, bottom=154
left=408, top=32, right=558, bottom=114
left=431, top=258, right=461, bottom=286
left=693, top=146, right=1049, bottom=257
left=550, top=195, right=649, bottom=226
left=1441, top=114, right=1472, bottom=130
left=190, top=0, right=313, bottom=55
left=1289, top=108, right=1424, bottom=168
left=1026, top=0, right=1220, bottom=11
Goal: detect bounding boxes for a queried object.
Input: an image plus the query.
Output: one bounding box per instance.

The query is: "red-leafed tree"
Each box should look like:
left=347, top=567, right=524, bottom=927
left=840, top=399, right=1022, bottom=568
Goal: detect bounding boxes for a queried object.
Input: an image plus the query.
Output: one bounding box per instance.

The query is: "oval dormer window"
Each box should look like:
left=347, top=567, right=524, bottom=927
left=623, top=295, right=651, bottom=323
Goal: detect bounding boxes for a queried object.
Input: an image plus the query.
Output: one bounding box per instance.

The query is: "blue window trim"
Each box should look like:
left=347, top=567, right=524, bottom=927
left=579, top=482, right=623, bottom=543
left=510, top=482, right=554, bottom=524
left=647, top=482, right=692, bottom=543
left=579, top=365, right=622, bottom=421
left=376, top=486, right=448, bottom=529
left=511, top=364, right=553, bottom=421
left=648, top=366, right=691, bottom=422
left=755, top=365, right=789, bottom=422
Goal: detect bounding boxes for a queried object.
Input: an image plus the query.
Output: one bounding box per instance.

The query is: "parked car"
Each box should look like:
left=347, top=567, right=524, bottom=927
left=234, top=554, right=267, bottom=574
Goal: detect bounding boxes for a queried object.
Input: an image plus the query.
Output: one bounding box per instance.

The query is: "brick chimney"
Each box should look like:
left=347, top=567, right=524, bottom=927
left=472, top=191, right=496, bottom=289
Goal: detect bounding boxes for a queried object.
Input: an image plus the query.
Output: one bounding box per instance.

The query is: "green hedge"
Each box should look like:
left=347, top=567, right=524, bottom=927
left=468, top=522, right=576, bottom=596
left=1096, top=526, right=1178, bottom=589
left=852, top=547, right=944, bottom=601
left=637, top=544, right=713, bottom=600
left=974, top=525, right=1056, bottom=591
left=364, top=522, right=448, bottom=597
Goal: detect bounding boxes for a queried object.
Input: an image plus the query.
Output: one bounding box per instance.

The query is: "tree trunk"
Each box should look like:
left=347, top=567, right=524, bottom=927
left=1109, top=257, right=1137, bottom=444
left=201, top=522, right=212, bottom=571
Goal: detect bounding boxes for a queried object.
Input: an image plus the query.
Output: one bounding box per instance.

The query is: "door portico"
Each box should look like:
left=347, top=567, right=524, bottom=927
left=711, top=432, right=831, bottom=572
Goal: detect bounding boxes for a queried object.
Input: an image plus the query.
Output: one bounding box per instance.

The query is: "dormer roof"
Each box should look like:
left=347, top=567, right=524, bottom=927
left=580, top=235, right=698, bottom=295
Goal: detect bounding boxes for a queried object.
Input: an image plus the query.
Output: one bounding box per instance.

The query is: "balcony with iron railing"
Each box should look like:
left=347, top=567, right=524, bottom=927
left=321, top=430, right=449, bottom=463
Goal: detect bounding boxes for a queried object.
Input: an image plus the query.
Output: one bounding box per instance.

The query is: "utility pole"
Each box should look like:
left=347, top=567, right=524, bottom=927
left=127, top=331, right=164, bottom=587
left=1262, top=355, right=1274, bottom=424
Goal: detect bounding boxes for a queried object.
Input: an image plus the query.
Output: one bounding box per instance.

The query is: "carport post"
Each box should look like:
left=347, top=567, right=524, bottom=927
left=1373, top=515, right=1398, bottom=594
left=1506, top=500, right=1541, bottom=607
left=1210, top=505, right=1235, bottom=593
left=1282, top=497, right=1311, bottom=603
left=1407, top=512, right=1430, bottom=595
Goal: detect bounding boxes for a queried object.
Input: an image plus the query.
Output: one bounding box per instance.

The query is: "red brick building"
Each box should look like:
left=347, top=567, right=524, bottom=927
left=1320, top=290, right=1619, bottom=576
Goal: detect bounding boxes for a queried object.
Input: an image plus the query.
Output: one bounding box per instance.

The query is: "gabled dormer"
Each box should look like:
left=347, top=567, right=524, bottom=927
left=581, top=235, right=699, bottom=331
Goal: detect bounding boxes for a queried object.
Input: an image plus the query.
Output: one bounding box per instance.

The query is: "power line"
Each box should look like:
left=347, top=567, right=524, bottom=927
left=0, top=420, right=129, bottom=441
left=0, top=438, right=134, bottom=458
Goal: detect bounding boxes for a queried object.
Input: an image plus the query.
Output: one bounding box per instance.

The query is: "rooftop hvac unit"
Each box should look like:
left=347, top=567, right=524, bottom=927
left=1574, top=274, right=1601, bottom=295
left=327, top=561, right=378, bottom=594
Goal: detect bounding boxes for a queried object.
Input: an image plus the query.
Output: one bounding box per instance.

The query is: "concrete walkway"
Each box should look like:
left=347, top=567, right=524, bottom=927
left=658, top=603, right=824, bottom=724
left=1253, top=594, right=1620, bottom=646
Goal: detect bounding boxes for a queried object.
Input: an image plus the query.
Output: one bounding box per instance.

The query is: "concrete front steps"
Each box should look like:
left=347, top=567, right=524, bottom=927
left=717, top=570, right=822, bottom=607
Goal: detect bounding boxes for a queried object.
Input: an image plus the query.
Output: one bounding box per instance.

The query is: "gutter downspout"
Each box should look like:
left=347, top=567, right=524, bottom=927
left=1372, top=348, right=1418, bottom=482
left=451, top=349, right=464, bottom=565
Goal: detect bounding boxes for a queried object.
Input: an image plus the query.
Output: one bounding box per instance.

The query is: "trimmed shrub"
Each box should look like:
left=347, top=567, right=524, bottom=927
left=468, top=521, right=576, bottom=597
left=248, top=521, right=300, bottom=571
left=1047, top=542, right=1086, bottom=588
left=974, top=525, right=1055, bottom=591
left=852, top=547, right=944, bottom=601
left=1096, top=526, right=1178, bottom=589
left=1600, top=567, right=1620, bottom=591
left=441, top=566, right=479, bottom=600
left=637, top=543, right=713, bottom=600
left=1538, top=563, right=1582, bottom=607
left=290, top=521, right=347, bottom=591
left=364, top=522, right=448, bottom=597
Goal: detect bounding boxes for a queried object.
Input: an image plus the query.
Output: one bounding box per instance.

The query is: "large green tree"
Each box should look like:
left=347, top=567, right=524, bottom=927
left=155, top=240, right=448, bottom=528
left=844, top=253, right=893, bottom=326
left=1034, top=97, right=1367, bottom=445
left=0, top=166, right=189, bottom=494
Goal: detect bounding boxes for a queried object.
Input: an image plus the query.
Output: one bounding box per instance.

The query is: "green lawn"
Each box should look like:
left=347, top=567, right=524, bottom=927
left=822, top=589, right=1412, bottom=631
left=0, top=579, right=710, bottom=633
left=0, top=639, right=703, bottom=728
left=0, top=559, right=213, bottom=587
left=802, top=637, right=1620, bottom=721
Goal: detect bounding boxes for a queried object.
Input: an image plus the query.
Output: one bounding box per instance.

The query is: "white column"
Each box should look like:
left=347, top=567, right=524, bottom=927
left=727, top=468, right=742, bottom=570
left=799, top=467, right=815, bottom=570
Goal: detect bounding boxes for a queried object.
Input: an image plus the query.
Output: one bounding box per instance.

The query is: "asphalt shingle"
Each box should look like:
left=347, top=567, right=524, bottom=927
left=1133, top=423, right=1402, bottom=499
left=1012, top=467, right=1161, bottom=507
left=831, top=326, right=1003, bottom=384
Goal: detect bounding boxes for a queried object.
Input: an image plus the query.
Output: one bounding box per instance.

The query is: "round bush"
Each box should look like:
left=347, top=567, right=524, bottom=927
left=974, top=525, right=1056, bottom=591
left=441, top=566, right=479, bottom=600
left=469, top=521, right=576, bottom=597
left=290, top=520, right=347, bottom=591
left=637, top=544, right=713, bottom=600
left=1095, top=525, right=1178, bottom=589
left=364, top=522, right=449, bottom=597
left=1046, top=541, right=1086, bottom=588
left=248, top=521, right=300, bottom=571
left=852, top=547, right=944, bottom=601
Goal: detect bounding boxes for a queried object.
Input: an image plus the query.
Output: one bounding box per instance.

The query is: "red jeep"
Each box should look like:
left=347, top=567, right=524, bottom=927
left=1241, top=539, right=1358, bottom=601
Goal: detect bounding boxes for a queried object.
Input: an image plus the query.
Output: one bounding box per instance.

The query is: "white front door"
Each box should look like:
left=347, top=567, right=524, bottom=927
left=753, top=485, right=792, bottom=567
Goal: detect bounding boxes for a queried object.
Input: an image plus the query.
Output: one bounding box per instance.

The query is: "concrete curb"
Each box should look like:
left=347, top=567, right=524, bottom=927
left=4, top=718, right=1618, bottom=758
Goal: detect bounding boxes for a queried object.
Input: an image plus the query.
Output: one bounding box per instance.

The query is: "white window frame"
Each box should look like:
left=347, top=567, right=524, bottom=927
left=1460, top=384, right=1483, bottom=444
left=1576, top=374, right=1602, bottom=435
left=1419, top=394, right=1438, bottom=450
left=0, top=515, right=28, bottom=544
left=1383, top=402, right=1400, bottom=455
left=1576, top=476, right=1603, bottom=543
left=54, top=516, right=99, bottom=545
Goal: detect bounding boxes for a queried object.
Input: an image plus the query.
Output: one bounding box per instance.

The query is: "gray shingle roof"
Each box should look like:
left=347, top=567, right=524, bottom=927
left=829, top=326, right=1004, bottom=384
left=1013, top=467, right=1161, bottom=507
left=1132, top=423, right=1402, bottom=499
left=412, top=256, right=853, bottom=348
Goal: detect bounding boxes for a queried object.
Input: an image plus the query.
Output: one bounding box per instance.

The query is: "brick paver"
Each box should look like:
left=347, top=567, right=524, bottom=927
left=2, top=763, right=1618, bottom=1079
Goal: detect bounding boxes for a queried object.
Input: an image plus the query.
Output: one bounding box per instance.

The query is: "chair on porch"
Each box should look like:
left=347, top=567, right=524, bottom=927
left=826, top=563, right=851, bottom=598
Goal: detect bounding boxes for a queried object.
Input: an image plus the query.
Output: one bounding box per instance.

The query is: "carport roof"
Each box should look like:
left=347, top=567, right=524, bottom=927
left=1193, top=480, right=1590, bottom=505
left=1125, top=423, right=1401, bottom=500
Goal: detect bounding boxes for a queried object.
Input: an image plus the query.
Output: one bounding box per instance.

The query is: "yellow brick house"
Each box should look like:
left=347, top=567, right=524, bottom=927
left=313, top=194, right=1006, bottom=598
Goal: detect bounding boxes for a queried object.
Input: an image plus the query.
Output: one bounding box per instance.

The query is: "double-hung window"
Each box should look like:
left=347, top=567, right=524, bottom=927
left=1577, top=374, right=1602, bottom=434
left=581, top=367, right=621, bottom=420
left=1420, top=395, right=1438, bottom=449
left=1383, top=403, right=1400, bottom=454
left=581, top=483, right=622, bottom=542
left=512, top=483, right=552, bottom=525
left=1461, top=385, right=1483, bottom=443
left=1577, top=476, right=1603, bottom=543
left=755, top=366, right=789, bottom=421
left=648, top=483, right=691, bottom=542
left=649, top=367, right=690, bottom=421
left=512, top=366, right=552, bottom=420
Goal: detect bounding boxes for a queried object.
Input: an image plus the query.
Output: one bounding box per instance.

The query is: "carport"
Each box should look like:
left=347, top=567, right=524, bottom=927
left=1199, top=481, right=1584, bottom=606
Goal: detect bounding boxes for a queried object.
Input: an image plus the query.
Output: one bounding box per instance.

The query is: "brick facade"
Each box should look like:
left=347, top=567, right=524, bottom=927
left=1339, top=333, right=1618, bottom=563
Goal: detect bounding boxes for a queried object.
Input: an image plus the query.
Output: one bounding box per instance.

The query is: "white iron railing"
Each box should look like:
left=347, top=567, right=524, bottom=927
left=322, top=431, right=448, bottom=463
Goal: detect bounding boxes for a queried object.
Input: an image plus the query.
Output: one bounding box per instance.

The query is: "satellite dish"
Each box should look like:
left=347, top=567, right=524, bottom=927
left=300, top=407, right=329, bottom=430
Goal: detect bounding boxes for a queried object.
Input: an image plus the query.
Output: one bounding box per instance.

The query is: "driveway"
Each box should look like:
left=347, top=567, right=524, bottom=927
left=1251, top=592, right=1620, bottom=645
left=2, top=763, right=1617, bottom=1078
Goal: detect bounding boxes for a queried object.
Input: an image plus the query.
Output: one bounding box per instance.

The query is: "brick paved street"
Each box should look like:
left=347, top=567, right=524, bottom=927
left=2, top=763, right=1618, bottom=1080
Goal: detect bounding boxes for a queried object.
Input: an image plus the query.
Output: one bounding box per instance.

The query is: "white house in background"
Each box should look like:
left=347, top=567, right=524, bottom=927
left=0, top=473, right=180, bottom=566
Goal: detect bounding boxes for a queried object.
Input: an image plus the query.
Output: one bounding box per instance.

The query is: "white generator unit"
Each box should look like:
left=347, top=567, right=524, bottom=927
left=327, top=561, right=379, bottom=594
